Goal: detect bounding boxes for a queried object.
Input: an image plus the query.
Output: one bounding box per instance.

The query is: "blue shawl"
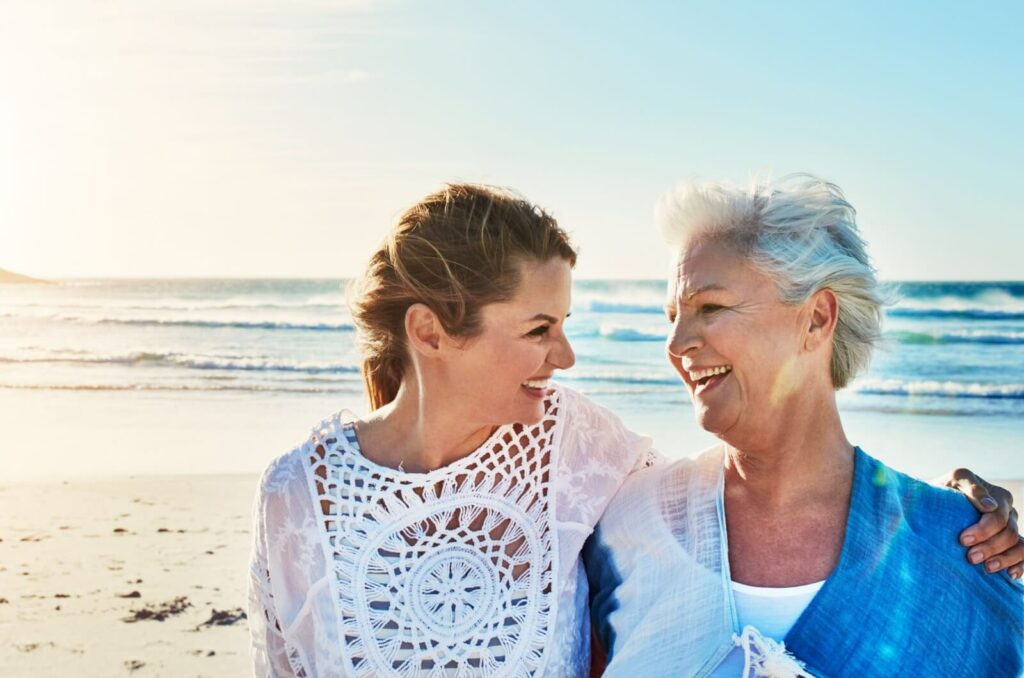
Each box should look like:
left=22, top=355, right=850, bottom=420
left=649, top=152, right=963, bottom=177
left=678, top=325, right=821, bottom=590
left=585, top=447, right=1024, bottom=676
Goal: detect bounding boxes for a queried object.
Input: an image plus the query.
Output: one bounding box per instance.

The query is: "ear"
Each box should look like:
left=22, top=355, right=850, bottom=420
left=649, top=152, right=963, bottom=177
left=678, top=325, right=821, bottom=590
left=404, top=303, right=443, bottom=357
left=804, top=288, right=838, bottom=352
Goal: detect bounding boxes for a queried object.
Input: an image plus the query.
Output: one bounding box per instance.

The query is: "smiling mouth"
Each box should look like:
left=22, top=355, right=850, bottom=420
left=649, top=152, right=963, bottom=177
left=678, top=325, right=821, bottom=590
left=521, top=378, right=550, bottom=391
left=687, top=365, right=732, bottom=393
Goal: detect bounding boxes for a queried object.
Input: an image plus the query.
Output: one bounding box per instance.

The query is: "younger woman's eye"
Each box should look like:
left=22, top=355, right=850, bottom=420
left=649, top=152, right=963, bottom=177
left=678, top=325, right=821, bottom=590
left=527, top=325, right=550, bottom=337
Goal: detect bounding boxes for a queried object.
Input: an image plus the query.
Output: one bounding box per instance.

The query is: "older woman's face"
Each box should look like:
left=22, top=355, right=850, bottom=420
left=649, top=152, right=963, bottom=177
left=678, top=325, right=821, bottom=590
left=665, top=240, right=808, bottom=439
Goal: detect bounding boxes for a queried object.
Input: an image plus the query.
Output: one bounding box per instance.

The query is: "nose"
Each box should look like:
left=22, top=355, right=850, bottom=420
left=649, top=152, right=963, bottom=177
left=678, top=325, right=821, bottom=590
left=666, top=315, right=700, bottom=361
left=550, top=331, right=576, bottom=371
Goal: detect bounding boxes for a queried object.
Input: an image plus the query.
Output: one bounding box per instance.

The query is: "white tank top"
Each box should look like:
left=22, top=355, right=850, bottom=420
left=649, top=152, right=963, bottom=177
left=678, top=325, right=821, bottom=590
left=710, top=579, right=825, bottom=676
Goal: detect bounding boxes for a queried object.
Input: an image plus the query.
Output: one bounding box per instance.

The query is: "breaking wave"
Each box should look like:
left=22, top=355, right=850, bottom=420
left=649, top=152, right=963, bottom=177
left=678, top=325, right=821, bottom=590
left=851, top=379, right=1024, bottom=399
left=0, top=352, right=360, bottom=375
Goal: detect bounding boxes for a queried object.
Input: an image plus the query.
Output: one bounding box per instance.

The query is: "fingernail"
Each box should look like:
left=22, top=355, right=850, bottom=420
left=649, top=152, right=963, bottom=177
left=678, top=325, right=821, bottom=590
left=986, top=559, right=1001, bottom=572
left=961, top=534, right=975, bottom=546
left=969, top=550, right=984, bottom=564
left=981, top=497, right=998, bottom=510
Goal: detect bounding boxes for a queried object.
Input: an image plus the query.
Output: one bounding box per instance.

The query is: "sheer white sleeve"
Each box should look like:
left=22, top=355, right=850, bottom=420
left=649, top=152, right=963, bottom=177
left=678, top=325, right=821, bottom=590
left=248, top=481, right=294, bottom=675
left=248, top=464, right=298, bottom=677
left=556, top=387, right=662, bottom=528
left=247, top=447, right=333, bottom=677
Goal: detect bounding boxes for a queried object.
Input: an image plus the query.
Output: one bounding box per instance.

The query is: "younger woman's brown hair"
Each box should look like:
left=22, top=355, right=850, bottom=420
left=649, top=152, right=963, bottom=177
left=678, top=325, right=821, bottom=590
left=350, top=184, right=578, bottom=409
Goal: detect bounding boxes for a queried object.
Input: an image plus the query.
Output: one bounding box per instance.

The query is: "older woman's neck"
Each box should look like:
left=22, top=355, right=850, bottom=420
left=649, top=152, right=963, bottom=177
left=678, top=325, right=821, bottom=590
left=724, top=395, right=854, bottom=508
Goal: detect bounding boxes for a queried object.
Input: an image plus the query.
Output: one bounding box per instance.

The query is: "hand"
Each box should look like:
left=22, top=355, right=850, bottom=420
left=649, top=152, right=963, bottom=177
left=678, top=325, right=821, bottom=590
left=941, top=468, right=1022, bottom=579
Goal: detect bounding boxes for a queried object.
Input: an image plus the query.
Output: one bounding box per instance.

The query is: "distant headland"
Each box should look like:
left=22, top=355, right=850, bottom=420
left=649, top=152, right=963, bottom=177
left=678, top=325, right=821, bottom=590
left=0, top=267, right=51, bottom=284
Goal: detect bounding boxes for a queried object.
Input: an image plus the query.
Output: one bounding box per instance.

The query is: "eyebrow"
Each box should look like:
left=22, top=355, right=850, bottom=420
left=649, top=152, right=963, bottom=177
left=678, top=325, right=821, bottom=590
left=665, top=284, right=726, bottom=317
left=528, top=312, right=570, bottom=323
left=683, top=283, right=726, bottom=299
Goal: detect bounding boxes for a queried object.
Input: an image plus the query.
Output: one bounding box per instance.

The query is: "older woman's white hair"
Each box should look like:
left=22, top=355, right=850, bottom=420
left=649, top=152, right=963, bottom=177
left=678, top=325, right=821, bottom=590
left=656, top=173, right=888, bottom=389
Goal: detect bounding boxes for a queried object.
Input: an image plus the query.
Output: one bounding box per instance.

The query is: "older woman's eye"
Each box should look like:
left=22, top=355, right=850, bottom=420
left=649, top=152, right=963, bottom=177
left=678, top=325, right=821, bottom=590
left=527, top=325, right=550, bottom=337
left=700, top=304, right=725, bottom=314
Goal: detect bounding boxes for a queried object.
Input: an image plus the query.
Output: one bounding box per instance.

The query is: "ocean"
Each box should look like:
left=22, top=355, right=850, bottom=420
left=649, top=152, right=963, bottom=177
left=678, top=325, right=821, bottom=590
left=2, top=278, right=1023, bottom=479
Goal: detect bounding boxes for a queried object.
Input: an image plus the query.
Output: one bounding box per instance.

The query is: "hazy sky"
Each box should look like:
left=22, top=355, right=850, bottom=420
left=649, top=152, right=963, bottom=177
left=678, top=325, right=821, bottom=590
left=2, top=1, right=1021, bottom=280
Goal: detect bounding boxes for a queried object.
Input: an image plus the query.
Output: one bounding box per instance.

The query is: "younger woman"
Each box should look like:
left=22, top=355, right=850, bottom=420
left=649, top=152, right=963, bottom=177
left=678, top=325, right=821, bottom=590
left=249, top=185, right=656, bottom=677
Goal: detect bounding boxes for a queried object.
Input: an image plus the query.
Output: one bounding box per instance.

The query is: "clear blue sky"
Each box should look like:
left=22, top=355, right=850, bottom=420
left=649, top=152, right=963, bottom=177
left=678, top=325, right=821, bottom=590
left=2, top=1, right=1021, bottom=280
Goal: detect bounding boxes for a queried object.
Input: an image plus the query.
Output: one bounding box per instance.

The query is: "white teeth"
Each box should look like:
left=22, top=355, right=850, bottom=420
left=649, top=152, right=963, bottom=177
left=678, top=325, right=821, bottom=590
left=688, top=365, right=732, bottom=382
left=522, top=379, right=549, bottom=389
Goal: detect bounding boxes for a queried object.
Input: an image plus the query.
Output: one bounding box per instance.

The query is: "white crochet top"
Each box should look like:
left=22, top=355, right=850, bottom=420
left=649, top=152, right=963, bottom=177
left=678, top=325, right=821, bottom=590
left=248, top=384, right=656, bottom=677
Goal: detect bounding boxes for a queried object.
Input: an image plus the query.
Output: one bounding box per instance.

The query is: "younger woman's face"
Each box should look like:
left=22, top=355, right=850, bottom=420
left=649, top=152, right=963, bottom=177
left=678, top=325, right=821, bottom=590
left=447, top=257, right=575, bottom=427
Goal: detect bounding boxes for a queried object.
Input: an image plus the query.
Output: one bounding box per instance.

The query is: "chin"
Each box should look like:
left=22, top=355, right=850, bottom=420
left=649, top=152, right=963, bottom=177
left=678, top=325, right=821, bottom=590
left=486, top=402, right=544, bottom=428
left=517, top=406, right=546, bottom=426
left=694, top=404, right=732, bottom=436
left=512, top=398, right=547, bottom=426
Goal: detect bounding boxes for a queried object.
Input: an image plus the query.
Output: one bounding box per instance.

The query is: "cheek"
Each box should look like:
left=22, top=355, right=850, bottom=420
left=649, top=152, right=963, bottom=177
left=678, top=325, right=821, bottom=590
left=455, top=345, right=503, bottom=387
left=480, top=342, right=540, bottom=386
left=732, top=329, right=796, bottom=400
left=516, top=341, right=548, bottom=367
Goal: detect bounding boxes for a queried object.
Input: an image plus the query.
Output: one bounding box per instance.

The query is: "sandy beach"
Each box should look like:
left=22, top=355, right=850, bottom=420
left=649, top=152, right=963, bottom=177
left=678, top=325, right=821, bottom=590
left=0, top=473, right=256, bottom=677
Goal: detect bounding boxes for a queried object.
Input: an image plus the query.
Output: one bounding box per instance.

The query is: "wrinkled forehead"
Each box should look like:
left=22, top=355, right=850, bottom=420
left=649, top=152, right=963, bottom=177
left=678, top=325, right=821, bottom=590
left=665, top=241, right=727, bottom=298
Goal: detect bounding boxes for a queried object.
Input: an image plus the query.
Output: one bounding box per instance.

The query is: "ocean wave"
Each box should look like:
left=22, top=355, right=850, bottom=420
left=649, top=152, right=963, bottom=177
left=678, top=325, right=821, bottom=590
left=598, top=324, right=665, bottom=342
left=889, top=329, right=1024, bottom=345
left=0, top=352, right=164, bottom=366
left=887, top=308, right=1024, bottom=321
left=889, top=288, right=1024, bottom=321
left=176, top=357, right=359, bottom=374
left=851, top=379, right=1024, bottom=399
left=80, top=316, right=354, bottom=331
left=560, top=372, right=681, bottom=387
left=0, top=352, right=361, bottom=374
left=0, top=382, right=359, bottom=394
left=897, top=287, right=1024, bottom=305
left=834, top=399, right=1014, bottom=418
left=0, top=311, right=340, bottom=333
left=2, top=297, right=344, bottom=312
left=580, top=300, right=664, bottom=315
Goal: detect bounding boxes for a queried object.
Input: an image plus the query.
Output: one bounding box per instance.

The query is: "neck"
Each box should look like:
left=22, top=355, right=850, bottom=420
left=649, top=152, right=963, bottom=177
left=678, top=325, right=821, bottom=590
left=723, top=388, right=854, bottom=510
left=358, top=373, right=496, bottom=473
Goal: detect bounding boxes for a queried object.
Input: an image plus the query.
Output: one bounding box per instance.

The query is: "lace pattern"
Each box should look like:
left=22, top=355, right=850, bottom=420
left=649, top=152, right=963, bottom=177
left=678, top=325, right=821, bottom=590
left=306, top=395, right=562, bottom=676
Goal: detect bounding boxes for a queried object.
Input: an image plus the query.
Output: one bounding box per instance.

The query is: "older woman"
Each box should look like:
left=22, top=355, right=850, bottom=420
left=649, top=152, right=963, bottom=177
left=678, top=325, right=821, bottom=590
left=585, top=176, right=1023, bottom=676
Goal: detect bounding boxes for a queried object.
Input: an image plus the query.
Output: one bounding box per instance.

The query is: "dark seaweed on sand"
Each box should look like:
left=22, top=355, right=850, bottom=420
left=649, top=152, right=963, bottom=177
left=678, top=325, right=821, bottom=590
left=122, top=596, right=191, bottom=622
left=196, top=607, right=247, bottom=630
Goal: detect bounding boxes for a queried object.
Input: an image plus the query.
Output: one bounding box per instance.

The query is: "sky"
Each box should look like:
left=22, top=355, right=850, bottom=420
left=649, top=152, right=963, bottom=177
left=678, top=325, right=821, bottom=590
left=1, top=1, right=1022, bottom=281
